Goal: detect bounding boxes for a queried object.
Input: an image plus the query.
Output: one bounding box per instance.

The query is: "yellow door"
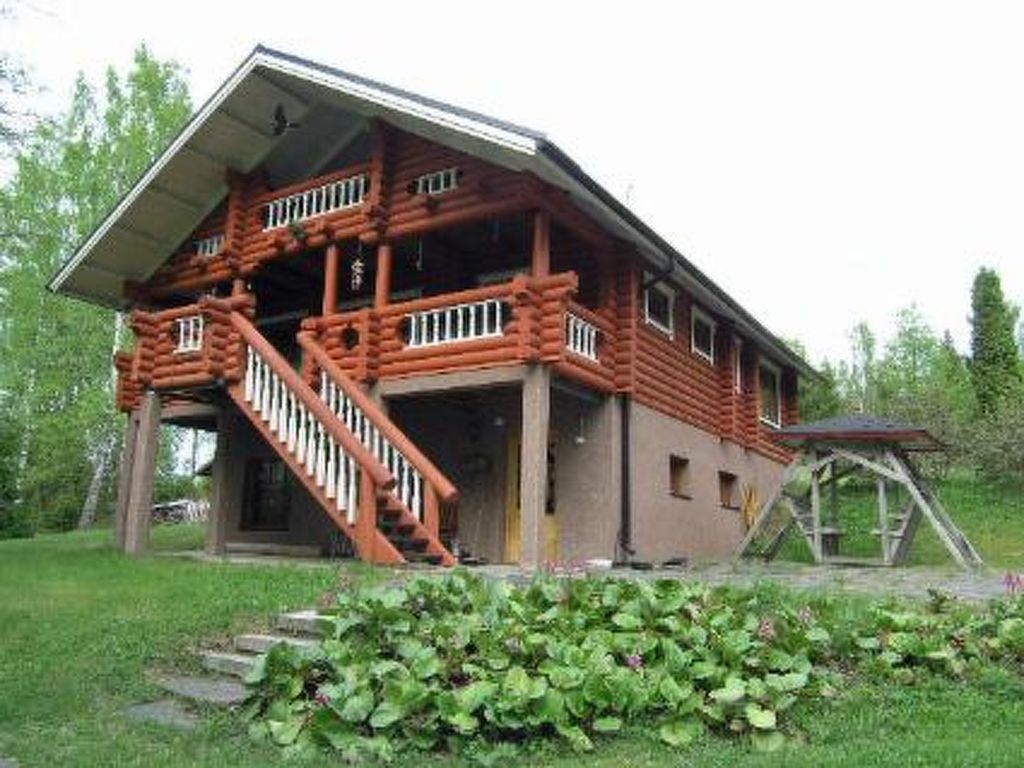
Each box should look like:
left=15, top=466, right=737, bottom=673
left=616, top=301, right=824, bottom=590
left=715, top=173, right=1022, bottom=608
left=504, top=431, right=559, bottom=564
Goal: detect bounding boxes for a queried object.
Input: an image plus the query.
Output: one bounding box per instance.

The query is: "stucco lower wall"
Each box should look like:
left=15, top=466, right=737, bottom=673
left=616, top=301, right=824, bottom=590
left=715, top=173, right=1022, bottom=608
left=629, top=400, right=785, bottom=563
left=213, top=408, right=336, bottom=552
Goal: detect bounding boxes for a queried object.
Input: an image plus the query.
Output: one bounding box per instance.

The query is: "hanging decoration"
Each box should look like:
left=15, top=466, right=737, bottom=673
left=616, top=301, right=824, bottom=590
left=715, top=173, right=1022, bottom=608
left=351, top=243, right=365, bottom=291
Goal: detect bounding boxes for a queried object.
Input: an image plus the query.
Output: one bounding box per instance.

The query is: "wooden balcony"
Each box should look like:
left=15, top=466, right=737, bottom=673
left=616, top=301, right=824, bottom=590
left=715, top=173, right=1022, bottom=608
left=300, top=271, right=617, bottom=391
left=115, top=295, right=254, bottom=411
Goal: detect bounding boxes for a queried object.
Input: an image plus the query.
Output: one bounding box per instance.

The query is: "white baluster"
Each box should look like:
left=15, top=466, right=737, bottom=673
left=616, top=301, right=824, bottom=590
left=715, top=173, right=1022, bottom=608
left=244, top=347, right=255, bottom=401
left=325, top=437, right=337, bottom=499
left=314, top=423, right=326, bottom=486
left=287, top=392, right=298, bottom=452
left=305, top=411, right=317, bottom=476
left=347, top=460, right=359, bottom=524
left=295, top=403, right=307, bottom=464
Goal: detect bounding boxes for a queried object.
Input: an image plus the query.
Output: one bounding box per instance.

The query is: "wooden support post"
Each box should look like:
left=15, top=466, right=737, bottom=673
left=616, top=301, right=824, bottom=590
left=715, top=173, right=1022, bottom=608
left=531, top=210, right=551, bottom=278
left=809, top=457, right=823, bottom=563
left=374, top=242, right=393, bottom=308
left=114, top=412, right=140, bottom=550
left=123, top=390, right=161, bottom=555
left=205, top=409, right=231, bottom=555
left=424, top=483, right=439, bottom=540
left=357, top=470, right=377, bottom=563
left=519, top=364, right=550, bottom=569
left=323, top=244, right=340, bottom=316
left=877, top=475, right=890, bottom=565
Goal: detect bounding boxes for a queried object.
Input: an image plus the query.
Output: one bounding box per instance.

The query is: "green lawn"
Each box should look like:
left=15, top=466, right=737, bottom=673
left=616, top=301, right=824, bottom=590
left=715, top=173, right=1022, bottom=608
left=2, top=518, right=1024, bottom=766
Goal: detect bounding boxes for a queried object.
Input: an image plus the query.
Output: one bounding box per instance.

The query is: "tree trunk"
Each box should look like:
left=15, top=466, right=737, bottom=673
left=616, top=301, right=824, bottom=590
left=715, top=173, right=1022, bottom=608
left=77, top=438, right=114, bottom=529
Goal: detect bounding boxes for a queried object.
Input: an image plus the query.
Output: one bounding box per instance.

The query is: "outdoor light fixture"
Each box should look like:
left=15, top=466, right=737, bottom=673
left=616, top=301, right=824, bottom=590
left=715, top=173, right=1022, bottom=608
left=574, top=414, right=586, bottom=445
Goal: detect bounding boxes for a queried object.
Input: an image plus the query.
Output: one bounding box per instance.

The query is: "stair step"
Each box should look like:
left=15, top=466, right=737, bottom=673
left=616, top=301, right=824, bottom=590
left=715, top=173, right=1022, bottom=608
left=389, top=536, right=429, bottom=553
left=380, top=522, right=416, bottom=536
left=201, top=651, right=257, bottom=679
left=234, top=633, right=319, bottom=654
left=274, top=609, right=330, bottom=636
left=155, top=674, right=249, bottom=706
left=402, top=552, right=443, bottom=566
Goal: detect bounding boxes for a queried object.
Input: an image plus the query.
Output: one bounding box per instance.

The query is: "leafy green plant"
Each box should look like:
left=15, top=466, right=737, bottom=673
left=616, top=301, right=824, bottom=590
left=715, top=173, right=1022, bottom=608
left=244, top=572, right=1024, bottom=762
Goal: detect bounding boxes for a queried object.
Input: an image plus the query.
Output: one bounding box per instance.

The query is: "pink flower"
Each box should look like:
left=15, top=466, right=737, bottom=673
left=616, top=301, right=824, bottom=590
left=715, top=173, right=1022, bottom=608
left=757, top=617, right=776, bottom=642
left=624, top=653, right=644, bottom=671
left=314, top=688, right=330, bottom=707
left=1003, top=572, right=1023, bottom=595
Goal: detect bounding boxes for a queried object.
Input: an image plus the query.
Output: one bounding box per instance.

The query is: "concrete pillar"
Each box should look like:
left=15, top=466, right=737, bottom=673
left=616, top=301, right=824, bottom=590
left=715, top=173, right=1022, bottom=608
left=114, top=412, right=140, bottom=550
left=123, top=391, right=161, bottom=556
left=519, top=365, right=550, bottom=568
left=205, top=409, right=232, bottom=555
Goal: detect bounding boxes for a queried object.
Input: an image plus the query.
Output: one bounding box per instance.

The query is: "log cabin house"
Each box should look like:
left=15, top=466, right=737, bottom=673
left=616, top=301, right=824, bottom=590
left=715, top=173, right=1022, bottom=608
left=51, top=46, right=811, bottom=567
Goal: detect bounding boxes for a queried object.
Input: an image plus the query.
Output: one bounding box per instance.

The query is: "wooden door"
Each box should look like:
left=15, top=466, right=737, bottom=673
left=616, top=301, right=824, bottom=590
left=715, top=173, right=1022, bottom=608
left=504, top=430, right=559, bottom=564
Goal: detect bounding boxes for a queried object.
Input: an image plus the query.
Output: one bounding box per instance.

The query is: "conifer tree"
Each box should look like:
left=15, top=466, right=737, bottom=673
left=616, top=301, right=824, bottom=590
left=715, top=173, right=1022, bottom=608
left=969, top=267, right=1023, bottom=414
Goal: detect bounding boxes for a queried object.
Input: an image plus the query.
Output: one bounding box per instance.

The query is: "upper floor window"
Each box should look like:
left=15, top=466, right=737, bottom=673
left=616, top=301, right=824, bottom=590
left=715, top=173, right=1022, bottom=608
left=194, top=233, right=224, bottom=257
left=759, top=360, right=782, bottom=427
left=410, top=167, right=462, bottom=196
left=644, top=277, right=674, bottom=336
left=690, top=305, right=716, bottom=364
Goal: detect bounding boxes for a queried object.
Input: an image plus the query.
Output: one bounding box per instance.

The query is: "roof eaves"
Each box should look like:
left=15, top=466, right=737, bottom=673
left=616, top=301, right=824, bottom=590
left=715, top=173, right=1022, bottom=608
left=536, top=140, right=817, bottom=379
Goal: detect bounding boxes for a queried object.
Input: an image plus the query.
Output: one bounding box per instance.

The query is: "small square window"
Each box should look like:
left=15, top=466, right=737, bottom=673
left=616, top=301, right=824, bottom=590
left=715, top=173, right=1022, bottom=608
left=690, top=306, right=716, bottom=364
left=644, top=277, right=675, bottom=336
left=759, top=361, right=782, bottom=427
left=669, top=455, right=690, bottom=498
left=719, top=471, right=739, bottom=509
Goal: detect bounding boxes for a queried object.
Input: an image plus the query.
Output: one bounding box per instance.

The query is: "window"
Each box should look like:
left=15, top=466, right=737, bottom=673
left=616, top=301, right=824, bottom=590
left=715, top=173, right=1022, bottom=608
left=241, top=459, right=291, bottom=531
left=759, top=361, right=782, bottom=427
left=718, top=471, right=739, bottom=509
left=690, top=306, right=716, bottom=364
left=644, top=277, right=675, bottom=336
left=409, top=167, right=462, bottom=196
left=669, top=455, right=690, bottom=498
left=733, top=338, right=744, bottom=393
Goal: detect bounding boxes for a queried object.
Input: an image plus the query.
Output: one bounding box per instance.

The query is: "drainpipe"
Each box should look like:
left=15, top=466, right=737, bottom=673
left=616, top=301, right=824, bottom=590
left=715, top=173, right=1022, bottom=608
left=618, top=393, right=634, bottom=561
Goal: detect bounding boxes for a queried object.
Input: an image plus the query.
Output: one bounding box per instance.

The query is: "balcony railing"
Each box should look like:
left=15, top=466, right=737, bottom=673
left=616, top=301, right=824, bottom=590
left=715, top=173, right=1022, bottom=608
left=406, top=297, right=506, bottom=348
left=263, top=172, right=369, bottom=230
left=565, top=312, right=599, bottom=361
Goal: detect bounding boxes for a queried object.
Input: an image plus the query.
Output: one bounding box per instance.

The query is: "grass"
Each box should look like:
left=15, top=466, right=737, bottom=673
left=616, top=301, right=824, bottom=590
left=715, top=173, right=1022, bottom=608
left=2, top=510, right=1024, bottom=766
left=777, top=474, right=1024, bottom=568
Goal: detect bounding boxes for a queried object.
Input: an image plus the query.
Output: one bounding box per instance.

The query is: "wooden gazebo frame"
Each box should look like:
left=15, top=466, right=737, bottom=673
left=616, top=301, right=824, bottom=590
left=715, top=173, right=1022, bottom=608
left=735, top=415, right=982, bottom=569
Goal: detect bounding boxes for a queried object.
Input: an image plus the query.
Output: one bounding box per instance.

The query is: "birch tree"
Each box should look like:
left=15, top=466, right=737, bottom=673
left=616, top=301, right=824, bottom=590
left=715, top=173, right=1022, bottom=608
left=0, top=46, right=190, bottom=533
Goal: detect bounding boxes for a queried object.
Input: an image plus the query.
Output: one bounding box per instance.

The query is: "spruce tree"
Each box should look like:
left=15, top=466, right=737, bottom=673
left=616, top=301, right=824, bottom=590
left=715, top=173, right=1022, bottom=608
left=969, top=267, right=1023, bottom=414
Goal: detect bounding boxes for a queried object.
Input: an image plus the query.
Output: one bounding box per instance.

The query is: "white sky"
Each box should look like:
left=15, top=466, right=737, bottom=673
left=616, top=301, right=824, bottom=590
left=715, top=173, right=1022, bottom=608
left=4, top=0, right=1024, bottom=365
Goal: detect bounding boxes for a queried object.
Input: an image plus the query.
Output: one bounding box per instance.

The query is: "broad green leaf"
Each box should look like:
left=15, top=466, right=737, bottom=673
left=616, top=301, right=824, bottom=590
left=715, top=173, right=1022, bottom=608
left=744, top=703, right=777, bottom=730
left=659, top=718, right=701, bottom=747
left=368, top=700, right=403, bottom=730
left=592, top=716, right=622, bottom=733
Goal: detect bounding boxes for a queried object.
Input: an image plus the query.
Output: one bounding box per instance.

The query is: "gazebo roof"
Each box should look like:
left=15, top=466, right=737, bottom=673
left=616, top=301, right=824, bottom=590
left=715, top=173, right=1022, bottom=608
left=773, top=414, right=943, bottom=451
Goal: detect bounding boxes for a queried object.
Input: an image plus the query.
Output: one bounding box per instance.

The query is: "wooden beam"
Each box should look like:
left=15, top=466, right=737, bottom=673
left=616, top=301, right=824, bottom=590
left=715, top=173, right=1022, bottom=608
left=531, top=209, right=551, bottom=278
left=810, top=461, right=823, bottom=562
left=374, top=242, right=393, bottom=308
left=878, top=476, right=890, bottom=565
left=323, top=243, right=340, bottom=316
left=123, top=391, right=161, bottom=555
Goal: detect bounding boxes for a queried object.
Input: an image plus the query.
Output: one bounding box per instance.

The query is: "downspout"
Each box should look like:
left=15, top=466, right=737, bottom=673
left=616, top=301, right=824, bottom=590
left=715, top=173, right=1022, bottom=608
left=618, top=393, right=634, bottom=561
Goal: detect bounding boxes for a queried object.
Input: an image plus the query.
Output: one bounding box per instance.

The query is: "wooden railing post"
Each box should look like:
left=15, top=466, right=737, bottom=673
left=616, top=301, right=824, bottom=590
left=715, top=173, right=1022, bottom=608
left=424, top=483, right=440, bottom=540
left=357, top=470, right=378, bottom=562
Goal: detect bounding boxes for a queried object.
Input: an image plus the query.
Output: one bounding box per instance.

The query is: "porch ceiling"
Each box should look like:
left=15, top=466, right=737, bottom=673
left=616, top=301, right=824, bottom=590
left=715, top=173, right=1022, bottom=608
left=49, top=45, right=813, bottom=377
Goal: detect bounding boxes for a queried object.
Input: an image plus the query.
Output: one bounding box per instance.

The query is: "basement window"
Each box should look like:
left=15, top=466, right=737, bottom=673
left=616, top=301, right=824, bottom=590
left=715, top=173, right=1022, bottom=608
left=719, top=471, right=739, bottom=509
left=409, top=167, right=462, bottom=196
left=690, top=305, right=716, bottom=364
left=644, top=277, right=675, bottom=336
left=669, top=455, right=691, bottom=499
left=759, top=361, right=782, bottom=428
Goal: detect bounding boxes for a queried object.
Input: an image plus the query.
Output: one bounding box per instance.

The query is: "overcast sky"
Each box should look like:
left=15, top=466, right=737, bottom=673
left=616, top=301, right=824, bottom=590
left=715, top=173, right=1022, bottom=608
left=4, top=0, right=1023, bottom=365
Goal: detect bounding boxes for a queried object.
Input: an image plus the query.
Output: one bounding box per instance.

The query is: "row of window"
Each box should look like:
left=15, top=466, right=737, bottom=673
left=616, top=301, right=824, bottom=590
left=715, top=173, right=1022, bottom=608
left=643, top=276, right=782, bottom=427
left=668, top=455, right=741, bottom=508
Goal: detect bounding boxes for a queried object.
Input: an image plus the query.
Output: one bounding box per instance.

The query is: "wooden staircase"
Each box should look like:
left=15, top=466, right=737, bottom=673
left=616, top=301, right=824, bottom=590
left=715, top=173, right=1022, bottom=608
left=229, top=312, right=456, bottom=566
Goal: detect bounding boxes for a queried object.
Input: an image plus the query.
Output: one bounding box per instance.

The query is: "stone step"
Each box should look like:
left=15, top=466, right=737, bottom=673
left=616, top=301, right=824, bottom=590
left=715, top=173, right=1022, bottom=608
left=234, top=633, right=319, bottom=654
left=274, top=609, right=329, bottom=636
left=223, top=541, right=322, bottom=558
left=201, top=650, right=257, bottom=679
left=155, top=674, right=248, bottom=706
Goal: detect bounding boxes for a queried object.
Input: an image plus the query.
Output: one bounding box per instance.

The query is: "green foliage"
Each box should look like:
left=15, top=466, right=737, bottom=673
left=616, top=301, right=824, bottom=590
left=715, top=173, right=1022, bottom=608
left=969, top=267, right=1023, bottom=415
left=0, top=46, right=191, bottom=533
left=244, top=571, right=1024, bottom=762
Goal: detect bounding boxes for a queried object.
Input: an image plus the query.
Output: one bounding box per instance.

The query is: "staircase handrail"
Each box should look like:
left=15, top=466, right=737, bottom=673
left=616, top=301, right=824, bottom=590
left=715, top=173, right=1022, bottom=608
left=231, top=311, right=394, bottom=490
left=298, top=331, right=459, bottom=503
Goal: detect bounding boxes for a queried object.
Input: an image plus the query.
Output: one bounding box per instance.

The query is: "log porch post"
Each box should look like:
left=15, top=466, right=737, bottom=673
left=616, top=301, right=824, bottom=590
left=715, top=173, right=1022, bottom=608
left=519, top=364, right=551, bottom=569
left=323, top=243, right=340, bottom=316
left=123, top=390, right=161, bottom=555
left=531, top=210, right=551, bottom=278
left=114, top=412, right=140, bottom=550
left=374, top=242, right=393, bottom=308
left=205, top=409, right=232, bottom=555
